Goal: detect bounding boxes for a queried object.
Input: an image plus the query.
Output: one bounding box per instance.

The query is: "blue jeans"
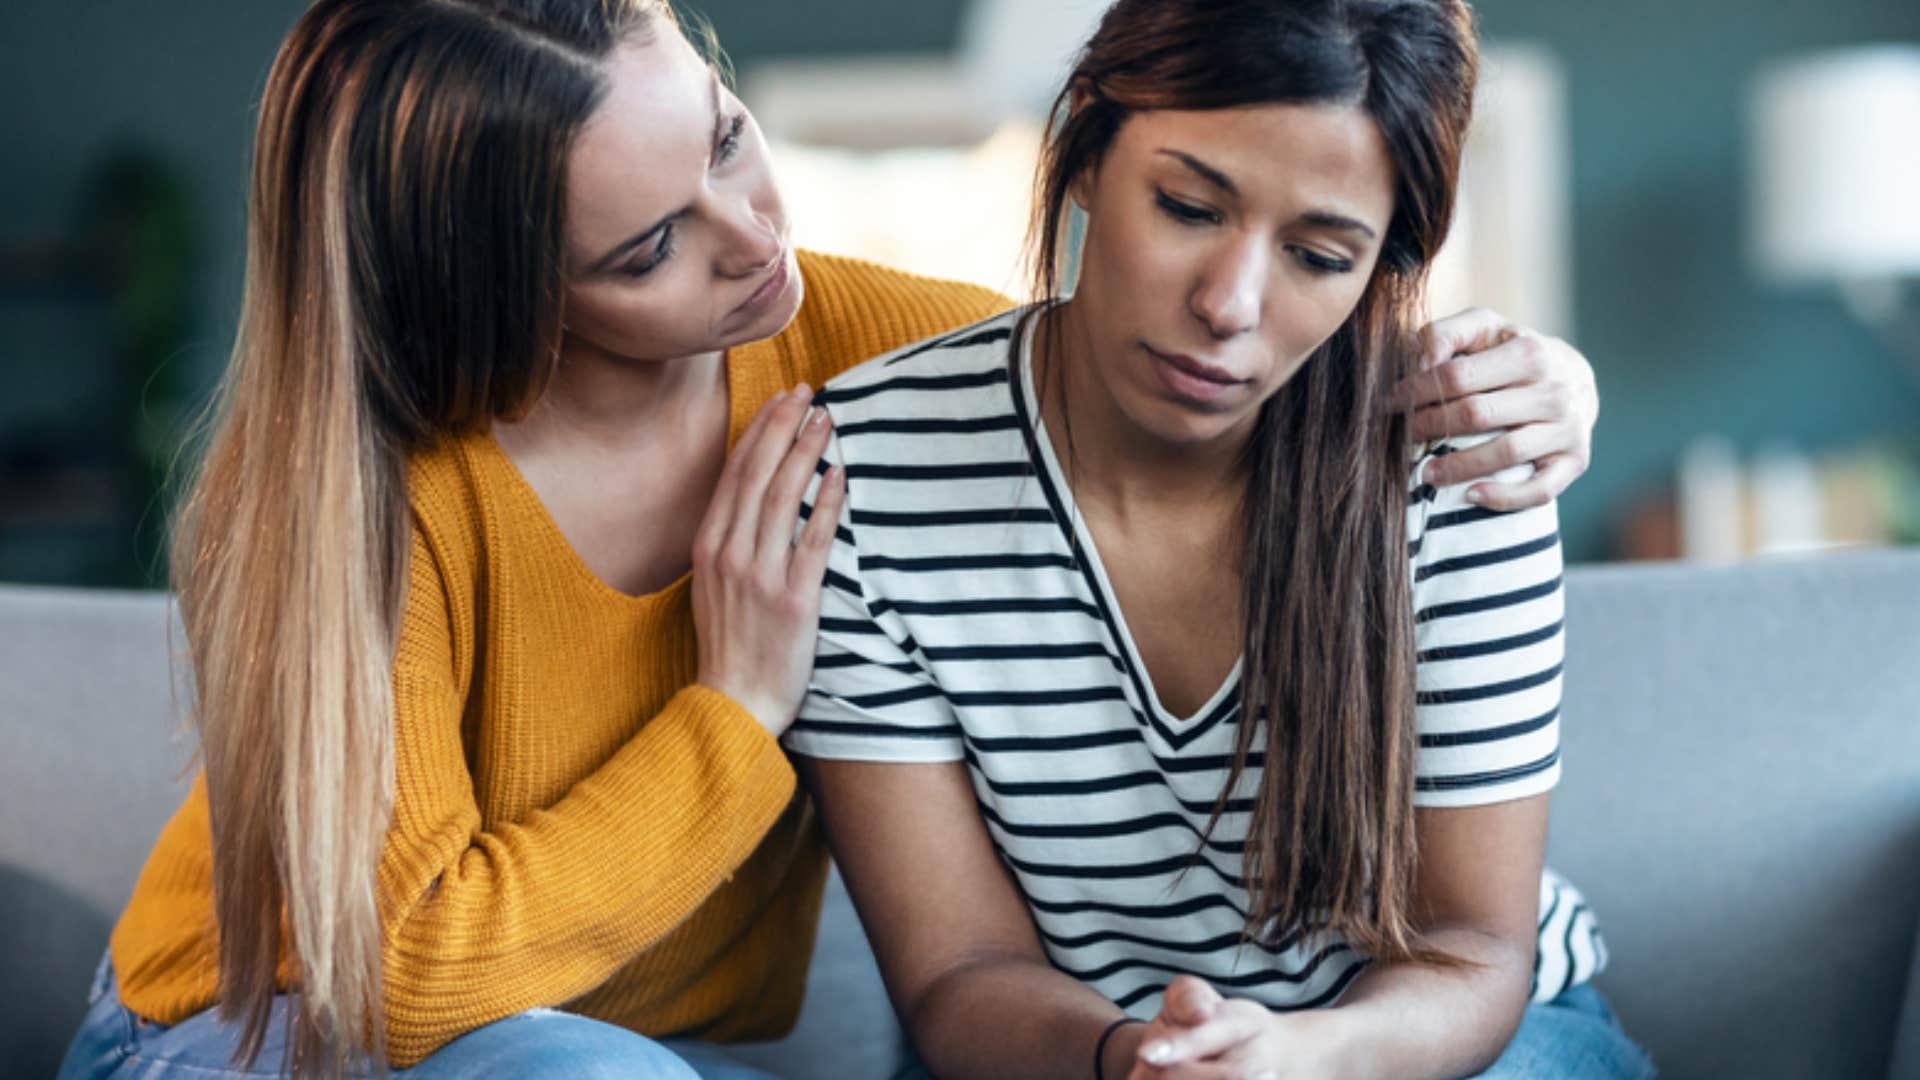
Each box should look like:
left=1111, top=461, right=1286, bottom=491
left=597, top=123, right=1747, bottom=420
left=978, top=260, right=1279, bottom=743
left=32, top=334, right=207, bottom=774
left=57, top=954, right=777, bottom=1079
left=888, top=983, right=1655, bottom=1079
left=1472, top=984, right=1656, bottom=1079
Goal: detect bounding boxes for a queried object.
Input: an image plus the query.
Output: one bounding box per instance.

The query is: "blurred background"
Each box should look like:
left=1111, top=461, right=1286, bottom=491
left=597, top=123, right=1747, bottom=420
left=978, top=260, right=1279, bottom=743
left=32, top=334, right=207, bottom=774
left=2, top=0, right=1916, bottom=588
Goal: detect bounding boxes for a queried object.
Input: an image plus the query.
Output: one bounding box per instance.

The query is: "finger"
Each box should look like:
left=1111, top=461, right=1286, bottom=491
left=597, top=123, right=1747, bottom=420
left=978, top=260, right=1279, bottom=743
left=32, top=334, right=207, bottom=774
left=1161, top=976, right=1224, bottom=1027
left=755, top=405, right=834, bottom=564
left=1394, top=333, right=1549, bottom=411
left=1133, top=1062, right=1242, bottom=1080
left=1138, top=1002, right=1267, bottom=1067
left=1420, top=423, right=1564, bottom=488
left=698, top=389, right=786, bottom=549
left=1466, top=451, right=1585, bottom=511
left=1408, top=383, right=1558, bottom=442
left=789, top=464, right=846, bottom=591
left=1418, top=306, right=1516, bottom=370
left=723, top=384, right=814, bottom=555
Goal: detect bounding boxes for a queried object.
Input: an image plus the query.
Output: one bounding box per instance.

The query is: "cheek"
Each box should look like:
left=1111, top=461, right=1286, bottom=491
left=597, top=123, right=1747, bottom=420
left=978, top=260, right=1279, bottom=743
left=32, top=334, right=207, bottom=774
left=564, top=280, right=711, bottom=358
left=1256, top=277, right=1373, bottom=387
left=1082, top=212, right=1191, bottom=329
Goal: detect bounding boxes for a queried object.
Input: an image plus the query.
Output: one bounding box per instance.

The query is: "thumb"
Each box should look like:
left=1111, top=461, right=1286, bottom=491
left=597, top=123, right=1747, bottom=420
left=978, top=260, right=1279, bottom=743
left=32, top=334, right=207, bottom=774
left=1163, top=975, right=1224, bottom=1026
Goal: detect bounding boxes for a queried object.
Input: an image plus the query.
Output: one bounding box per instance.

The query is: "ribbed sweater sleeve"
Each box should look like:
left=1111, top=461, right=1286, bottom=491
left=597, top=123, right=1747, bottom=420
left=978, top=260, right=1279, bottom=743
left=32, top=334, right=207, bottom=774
left=373, top=527, right=796, bottom=1065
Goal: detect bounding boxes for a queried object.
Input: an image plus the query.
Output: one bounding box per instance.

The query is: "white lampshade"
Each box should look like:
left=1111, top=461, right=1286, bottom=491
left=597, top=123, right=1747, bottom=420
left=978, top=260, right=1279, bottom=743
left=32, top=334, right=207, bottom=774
left=1750, top=46, right=1920, bottom=284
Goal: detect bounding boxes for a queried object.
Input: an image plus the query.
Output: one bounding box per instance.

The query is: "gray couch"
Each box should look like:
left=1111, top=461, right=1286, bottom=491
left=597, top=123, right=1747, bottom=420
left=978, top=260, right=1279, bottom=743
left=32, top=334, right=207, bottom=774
left=5, top=551, right=1919, bottom=1079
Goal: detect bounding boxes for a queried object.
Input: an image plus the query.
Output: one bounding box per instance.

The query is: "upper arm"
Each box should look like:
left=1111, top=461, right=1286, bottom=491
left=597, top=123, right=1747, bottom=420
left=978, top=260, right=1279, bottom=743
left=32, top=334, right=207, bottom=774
left=1407, top=453, right=1563, bottom=946
left=1412, top=795, right=1547, bottom=951
left=1410, top=446, right=1565, bottom=808
left=796, top=756, right=1048, bottom=1029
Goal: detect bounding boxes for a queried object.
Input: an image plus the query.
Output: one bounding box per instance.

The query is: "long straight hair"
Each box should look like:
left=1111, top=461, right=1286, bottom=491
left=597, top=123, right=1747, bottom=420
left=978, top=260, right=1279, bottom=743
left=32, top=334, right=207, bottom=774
left=169, top=1, right=665, bottom=1072
left=1026, top=0, right=1479, bottom=964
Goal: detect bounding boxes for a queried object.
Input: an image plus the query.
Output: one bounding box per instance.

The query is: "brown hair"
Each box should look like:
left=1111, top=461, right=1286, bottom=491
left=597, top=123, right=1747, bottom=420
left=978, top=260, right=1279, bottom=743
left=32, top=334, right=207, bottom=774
left=170, top=0, right=666, bottom=1072
left=1027, top=0, right=1479, bottom=965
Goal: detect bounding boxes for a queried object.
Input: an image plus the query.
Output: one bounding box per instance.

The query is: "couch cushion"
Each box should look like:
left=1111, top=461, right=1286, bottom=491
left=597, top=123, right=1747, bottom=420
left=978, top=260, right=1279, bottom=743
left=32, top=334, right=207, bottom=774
left=1891, top=922, right=1920, bottom=1080
left=0, top=585, right=195, bottom=1076
left=1550, top=550, right=1920, bottom=1080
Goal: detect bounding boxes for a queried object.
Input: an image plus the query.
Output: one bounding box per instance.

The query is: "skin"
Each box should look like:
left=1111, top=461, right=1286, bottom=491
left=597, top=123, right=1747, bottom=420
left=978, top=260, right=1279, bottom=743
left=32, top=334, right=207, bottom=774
left=800, top=99, right=1548, bottom=1080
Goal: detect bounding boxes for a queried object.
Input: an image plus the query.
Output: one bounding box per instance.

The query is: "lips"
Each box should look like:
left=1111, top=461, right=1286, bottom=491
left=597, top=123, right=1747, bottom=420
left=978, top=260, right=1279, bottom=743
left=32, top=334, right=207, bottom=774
left=733, top=250, right=790, bottom=317
left=1150, top=347, right=1242, bottom=385
left=1142, top=343, right=1251, bottom=408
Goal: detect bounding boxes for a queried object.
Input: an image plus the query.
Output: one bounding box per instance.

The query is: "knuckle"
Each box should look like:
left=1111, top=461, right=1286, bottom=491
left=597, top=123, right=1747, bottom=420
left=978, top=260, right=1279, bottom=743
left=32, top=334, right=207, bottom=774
left=1459, top=397, right=1491, bottom=431
left=715, top=548, right=752, bottom=580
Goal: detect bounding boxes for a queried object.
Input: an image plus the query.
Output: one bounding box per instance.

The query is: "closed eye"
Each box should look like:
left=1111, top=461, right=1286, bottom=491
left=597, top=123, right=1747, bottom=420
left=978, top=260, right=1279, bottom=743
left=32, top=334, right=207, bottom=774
left=715, top=113, right=746, bottom=166
left=1291, top=246, right=1354, bottom=275
left=1156, top=190, right=1220, bottom=226
left=621, top=223, right=675, bottom=278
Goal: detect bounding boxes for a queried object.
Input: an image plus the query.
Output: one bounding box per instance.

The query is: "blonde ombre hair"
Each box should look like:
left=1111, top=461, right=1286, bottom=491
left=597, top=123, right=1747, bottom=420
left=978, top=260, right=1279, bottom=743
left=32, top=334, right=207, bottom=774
left=171, top=0, right=667, bottom=1072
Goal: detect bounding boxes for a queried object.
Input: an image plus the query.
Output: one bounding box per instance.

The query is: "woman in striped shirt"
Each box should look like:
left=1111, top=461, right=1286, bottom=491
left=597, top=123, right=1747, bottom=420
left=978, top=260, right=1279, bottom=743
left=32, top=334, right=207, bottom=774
left=791, top=1, right=1650, bottom=1077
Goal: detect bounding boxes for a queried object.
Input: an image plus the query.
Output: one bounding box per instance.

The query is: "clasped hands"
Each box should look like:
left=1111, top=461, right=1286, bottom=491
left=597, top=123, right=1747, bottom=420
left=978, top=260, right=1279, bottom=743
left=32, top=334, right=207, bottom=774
left=1117, top=975, right=1348, bottom=1080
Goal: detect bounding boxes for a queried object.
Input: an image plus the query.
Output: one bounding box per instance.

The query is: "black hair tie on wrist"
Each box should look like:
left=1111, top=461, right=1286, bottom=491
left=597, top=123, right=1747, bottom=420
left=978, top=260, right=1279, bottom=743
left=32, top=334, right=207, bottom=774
left=1094, top=1016, right=1145, bottom=1080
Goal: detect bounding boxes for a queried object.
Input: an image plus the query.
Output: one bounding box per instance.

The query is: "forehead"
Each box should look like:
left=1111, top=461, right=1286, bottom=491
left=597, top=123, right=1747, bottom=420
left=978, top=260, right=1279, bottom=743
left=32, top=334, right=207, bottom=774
left=567, top=29, right=712, bottom=250
left=1117, top=101, right=1396, bottom=226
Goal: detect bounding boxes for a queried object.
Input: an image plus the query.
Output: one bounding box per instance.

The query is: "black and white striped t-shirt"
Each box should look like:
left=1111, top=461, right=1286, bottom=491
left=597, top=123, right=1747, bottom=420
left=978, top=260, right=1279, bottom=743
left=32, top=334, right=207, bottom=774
left=786, top=307, right=1606, bottom=1015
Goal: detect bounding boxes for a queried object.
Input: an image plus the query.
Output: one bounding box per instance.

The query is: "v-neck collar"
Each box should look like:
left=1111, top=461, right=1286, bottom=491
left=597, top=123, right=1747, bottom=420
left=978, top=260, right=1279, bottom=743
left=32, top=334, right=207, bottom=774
left=1005, top=307, right=1243, bottom=751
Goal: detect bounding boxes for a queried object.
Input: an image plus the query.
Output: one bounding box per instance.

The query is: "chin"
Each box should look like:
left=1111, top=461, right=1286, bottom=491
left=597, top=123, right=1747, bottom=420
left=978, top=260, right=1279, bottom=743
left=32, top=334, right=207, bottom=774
left=1127, top=395, right=1251, bottom=448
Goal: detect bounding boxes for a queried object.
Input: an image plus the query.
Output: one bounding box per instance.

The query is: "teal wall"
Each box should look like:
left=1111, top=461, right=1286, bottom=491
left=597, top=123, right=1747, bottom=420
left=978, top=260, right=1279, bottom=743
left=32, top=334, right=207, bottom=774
left=2, top=1, right=1915, bottom=580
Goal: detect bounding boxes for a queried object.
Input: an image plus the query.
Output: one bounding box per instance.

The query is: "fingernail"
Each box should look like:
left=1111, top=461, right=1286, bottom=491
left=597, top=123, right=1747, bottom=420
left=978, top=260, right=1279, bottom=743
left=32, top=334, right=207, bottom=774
left=1464, top=486, right=1485, bottom=506
left=1142, top=1041, right=1173, bottom=1065
left=808, top=408, right=829, bottom=428
left=794, top=381, right=813, bottom=399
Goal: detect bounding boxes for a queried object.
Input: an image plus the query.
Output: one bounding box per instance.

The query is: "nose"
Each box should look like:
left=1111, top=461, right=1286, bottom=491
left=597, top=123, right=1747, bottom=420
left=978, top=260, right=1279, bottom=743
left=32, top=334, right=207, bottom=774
left=708, top=190, right=782, bottom=279
left=1188, top=236, right=1265, bottom=339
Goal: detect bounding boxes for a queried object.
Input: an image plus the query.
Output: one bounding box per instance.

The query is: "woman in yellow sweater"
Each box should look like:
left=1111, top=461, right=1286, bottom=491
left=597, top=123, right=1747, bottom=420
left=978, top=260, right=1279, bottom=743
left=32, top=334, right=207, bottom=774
left=57, top=1, right=1601, bottom=1077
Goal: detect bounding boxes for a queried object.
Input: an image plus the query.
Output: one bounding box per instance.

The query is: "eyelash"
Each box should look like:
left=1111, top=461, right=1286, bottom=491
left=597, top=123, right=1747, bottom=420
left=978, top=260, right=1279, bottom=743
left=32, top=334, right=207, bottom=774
left=623, top=224, right=674, bottom=278
left=716, top=113, right=746, bottom=166
left=620, top=115, right=748, bottom=279
left=1156, top=190, right=1218, bottom=226
left=1154, top=189, right=1355, bottom=276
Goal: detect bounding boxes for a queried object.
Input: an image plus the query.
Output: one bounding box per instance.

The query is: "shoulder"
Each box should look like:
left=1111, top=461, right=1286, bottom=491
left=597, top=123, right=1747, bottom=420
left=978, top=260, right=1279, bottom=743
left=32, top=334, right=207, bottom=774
left=404, top=436, right=490, bottom=609
left=1407, top=432, right=1563, bottom=609
left=816, top=305, right=1027, bottom=425
left=1408, top=434, right=1562, bottom=580
left=785, top=250, right=1015, bottom=384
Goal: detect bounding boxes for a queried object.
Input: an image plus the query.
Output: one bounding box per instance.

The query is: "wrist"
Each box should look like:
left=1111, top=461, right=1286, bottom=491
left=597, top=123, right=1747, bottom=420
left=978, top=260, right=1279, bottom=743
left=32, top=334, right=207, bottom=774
left=1307, top=1006, right=1373, bottom=1080
left=1095, top=1016, right=1145, bottom=1080
left=694, top=677, right=790, bottom=737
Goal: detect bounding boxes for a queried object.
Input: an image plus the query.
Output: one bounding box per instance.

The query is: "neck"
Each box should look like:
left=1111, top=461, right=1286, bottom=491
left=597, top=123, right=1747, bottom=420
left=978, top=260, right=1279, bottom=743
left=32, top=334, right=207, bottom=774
left=1036, top=300, right=1251, bottom=520
left=500, top=336, right=726, bottom=452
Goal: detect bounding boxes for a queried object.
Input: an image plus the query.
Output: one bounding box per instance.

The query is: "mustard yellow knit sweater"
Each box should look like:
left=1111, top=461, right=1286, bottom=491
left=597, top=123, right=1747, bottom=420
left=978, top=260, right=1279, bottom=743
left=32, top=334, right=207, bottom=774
left=109, top=251, right=1009, bottom=1066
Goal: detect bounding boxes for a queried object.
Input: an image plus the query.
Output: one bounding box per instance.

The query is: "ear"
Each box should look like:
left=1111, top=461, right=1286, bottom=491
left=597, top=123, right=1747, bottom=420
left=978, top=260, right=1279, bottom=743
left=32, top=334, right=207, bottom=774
left=1065, top=85, right=1099, bottom=212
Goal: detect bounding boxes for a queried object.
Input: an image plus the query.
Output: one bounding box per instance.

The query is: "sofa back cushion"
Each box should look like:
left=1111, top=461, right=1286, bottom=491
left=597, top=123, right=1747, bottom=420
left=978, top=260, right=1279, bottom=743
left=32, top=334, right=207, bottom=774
left=1550, top=551, right=1920, bottom=1080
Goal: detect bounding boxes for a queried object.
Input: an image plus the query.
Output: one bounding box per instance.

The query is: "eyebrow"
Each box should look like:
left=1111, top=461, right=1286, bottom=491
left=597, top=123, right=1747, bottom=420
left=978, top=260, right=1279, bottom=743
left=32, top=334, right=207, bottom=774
left=1156, top=148, right=1379, bottom=241
left=585, top=71, right=726, bottom=274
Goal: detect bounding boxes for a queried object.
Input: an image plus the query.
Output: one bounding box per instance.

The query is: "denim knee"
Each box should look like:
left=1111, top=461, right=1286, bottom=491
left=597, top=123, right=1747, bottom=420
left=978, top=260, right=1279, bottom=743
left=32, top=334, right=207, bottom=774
left=405, top=1008, right=702, bottom=1080
left=1474, top=985, right=1656, bottom=1079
